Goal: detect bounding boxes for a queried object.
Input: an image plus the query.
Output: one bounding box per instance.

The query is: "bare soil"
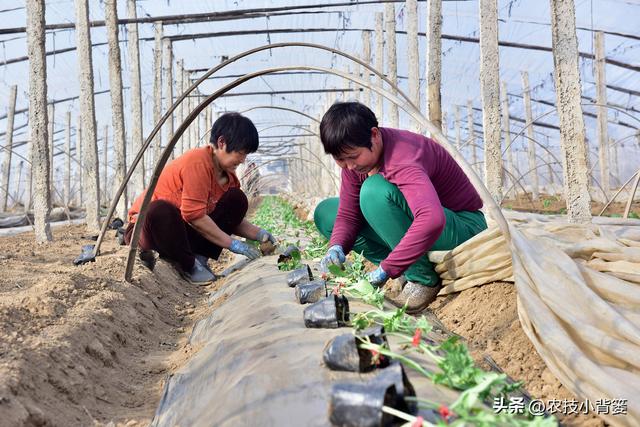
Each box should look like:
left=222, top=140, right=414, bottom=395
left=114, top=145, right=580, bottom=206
left=0, top=224, right=232, bottom=426
left=502, top=193, right=636, bottom=218
left=0, top=198, right=617, bottom=426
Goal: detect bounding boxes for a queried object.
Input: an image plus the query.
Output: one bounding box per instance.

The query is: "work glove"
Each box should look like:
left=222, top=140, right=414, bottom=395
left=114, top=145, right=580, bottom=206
left=256, top=228, right=277, bottom=244
left=366, top=266, right=389, bottom=288
left=319, top=245, right=346, bottom=273
left=229, top=238, right=261, bottom=260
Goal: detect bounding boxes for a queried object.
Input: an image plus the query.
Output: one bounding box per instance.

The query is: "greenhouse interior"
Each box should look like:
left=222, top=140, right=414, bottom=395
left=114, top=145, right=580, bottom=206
left=0, top=0, right=639, bottom=426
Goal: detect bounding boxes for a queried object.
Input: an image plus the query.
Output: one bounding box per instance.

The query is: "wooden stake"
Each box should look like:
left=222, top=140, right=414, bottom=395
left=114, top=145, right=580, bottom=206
left=26, top=0, right=52, bottom=241
left=594, top=31, right=610, bottom=194
left=406, top=0, right=420, bottom=117
left=500, top=81, right=515, bottom=181
left=152, top=21, right=163, bottom=168
left=479, top=0, right=502, bottom=201
left=384, top=4, right=399, bottom=127
left=609, top=137, right=618, bottom=188
left=105, top=0, right=128, bottom=220
left=466, top=100, right=477, bottom=172
left=64, top=111, right=71, bottom=206
left=426, top=0, right=443, bottom=130
left=549, top=0, right=591, bottom=222
left=176, top=59, right=185, bottom=155
left=0, top=85, right=17, bottom=211
left=103, top=125, right=109, bottom=206
left=127, top=0, right=145, bottom=196
left=75, top=0, right=101, bottom=232
left=521, top=71, right=539, bottom=200
left=163, top=38, right=174, bottom=157
left=455, top=105, right=461, bottom=152
left=361, top=31, right=372, bottom=107
left=15, top=161, right=23, bottom=209
left=75, top=114, right=82, bottom=207
left=374, top=12, right=384, bottom=120
left=48, top=103, right=54, bottom=193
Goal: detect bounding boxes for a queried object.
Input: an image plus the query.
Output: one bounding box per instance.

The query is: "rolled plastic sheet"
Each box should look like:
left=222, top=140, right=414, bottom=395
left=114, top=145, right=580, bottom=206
left=429, top=210, right=640, bottom=426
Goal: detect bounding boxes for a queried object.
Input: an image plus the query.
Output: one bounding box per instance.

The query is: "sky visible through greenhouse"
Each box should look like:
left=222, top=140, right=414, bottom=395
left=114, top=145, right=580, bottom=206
left=0, top=0, right=638, bottom=192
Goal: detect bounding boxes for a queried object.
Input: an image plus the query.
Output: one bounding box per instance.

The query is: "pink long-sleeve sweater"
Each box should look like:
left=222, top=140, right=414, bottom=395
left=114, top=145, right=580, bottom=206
left=329, top=127, right=483, bottom=278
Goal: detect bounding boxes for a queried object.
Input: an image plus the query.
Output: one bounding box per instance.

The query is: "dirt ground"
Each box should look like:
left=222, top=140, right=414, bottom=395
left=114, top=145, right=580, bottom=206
left=0, top=200, right=616, bottom=426
left=0, top=223, right=233, bottom=426
left=501, top=193, right=636, bottom=218
left=431, top=283, right=606, bottom=426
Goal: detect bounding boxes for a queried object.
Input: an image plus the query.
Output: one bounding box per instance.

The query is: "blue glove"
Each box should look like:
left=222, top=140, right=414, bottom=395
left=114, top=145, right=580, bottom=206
left=319, top=245, right=346, bottom=272
left=229, top=239, right=261, bottom=260
left=367, top=266, right=389, bottom=288
left=256, top=228, right=277, bottom=244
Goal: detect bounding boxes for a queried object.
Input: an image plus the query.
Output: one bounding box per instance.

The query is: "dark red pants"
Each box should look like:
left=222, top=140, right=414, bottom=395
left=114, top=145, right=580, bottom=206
left=125, top=188, right=248, bottom=271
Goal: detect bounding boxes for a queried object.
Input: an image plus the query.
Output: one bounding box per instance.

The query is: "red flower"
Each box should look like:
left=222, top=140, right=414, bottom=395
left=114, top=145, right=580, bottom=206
left=369, top=349, right=382, bottom=366
left=331, top=283, right=344, bottom=295
left=412, top=328, right=422, bottom=347
left=439, top=405, right=453, bottom=421
left=411, top=416, right=424, bottom=427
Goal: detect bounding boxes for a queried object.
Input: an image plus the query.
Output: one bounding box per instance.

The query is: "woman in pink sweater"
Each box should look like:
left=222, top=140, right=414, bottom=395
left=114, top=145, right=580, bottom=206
left=314, top=102, right=487, bottom=313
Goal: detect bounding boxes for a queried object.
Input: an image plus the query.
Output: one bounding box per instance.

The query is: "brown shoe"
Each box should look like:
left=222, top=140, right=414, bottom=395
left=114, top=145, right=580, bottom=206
left=385, top=281, right=442, bottom=314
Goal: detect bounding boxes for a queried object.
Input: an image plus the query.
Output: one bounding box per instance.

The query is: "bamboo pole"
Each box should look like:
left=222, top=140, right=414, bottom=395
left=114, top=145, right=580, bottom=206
left=362, top=30, right=372, bottom=107
left=479, top=0, right=502, bottom=201
left=64, top=111, right=71, bottom=206
left=594, top=31, right=610, bottom=195
left=152, top=21, right=163, bottom=168
left=384, top=3, right=399, bottom=127
left=0, top=85, right=17, bottom=211
left=426, top=0, right=442, bottom=130
left=75, top=0, right=100, bottom=232
left=105, top=0, right=128, bottom=220
left=406, top=0, right=419, bottom=123
left=127, top=0, right=144, bottom=196
left=163, top=38, right=174, bottom=157
left=549, top=0, right=591, bottom=222
left=26, top=0, right=52, bottom=241
left=375, top=12, right=384, bottom=120
left=521, top=71, right=539, bottom=200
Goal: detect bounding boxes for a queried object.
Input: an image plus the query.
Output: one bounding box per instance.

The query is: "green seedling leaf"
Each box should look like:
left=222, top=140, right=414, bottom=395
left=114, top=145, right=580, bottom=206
left=328, top=264, right=347, bottom=277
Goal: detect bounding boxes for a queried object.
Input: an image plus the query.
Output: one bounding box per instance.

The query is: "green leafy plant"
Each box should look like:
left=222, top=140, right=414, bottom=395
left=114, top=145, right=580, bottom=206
left=277, top=247, right=303, bottom=271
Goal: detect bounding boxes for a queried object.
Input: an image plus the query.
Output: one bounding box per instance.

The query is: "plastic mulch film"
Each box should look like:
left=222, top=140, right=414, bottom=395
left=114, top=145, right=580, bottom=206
left=150, top=258, right=461, bottom=427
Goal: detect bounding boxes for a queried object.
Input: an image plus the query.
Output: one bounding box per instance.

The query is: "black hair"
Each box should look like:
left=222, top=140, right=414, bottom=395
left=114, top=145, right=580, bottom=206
left=319, top=102, right=379, bottom=156
left=209, top=112, right=259, bottom=153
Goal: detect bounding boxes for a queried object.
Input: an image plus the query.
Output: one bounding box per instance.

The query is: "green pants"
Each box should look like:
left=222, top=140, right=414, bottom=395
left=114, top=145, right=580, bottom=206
left=314, top=174, right=487, bottom=287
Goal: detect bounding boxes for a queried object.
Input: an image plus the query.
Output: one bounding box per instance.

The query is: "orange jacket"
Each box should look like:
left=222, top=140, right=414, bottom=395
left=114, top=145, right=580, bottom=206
left=128, top=146, right=240, bottom=224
